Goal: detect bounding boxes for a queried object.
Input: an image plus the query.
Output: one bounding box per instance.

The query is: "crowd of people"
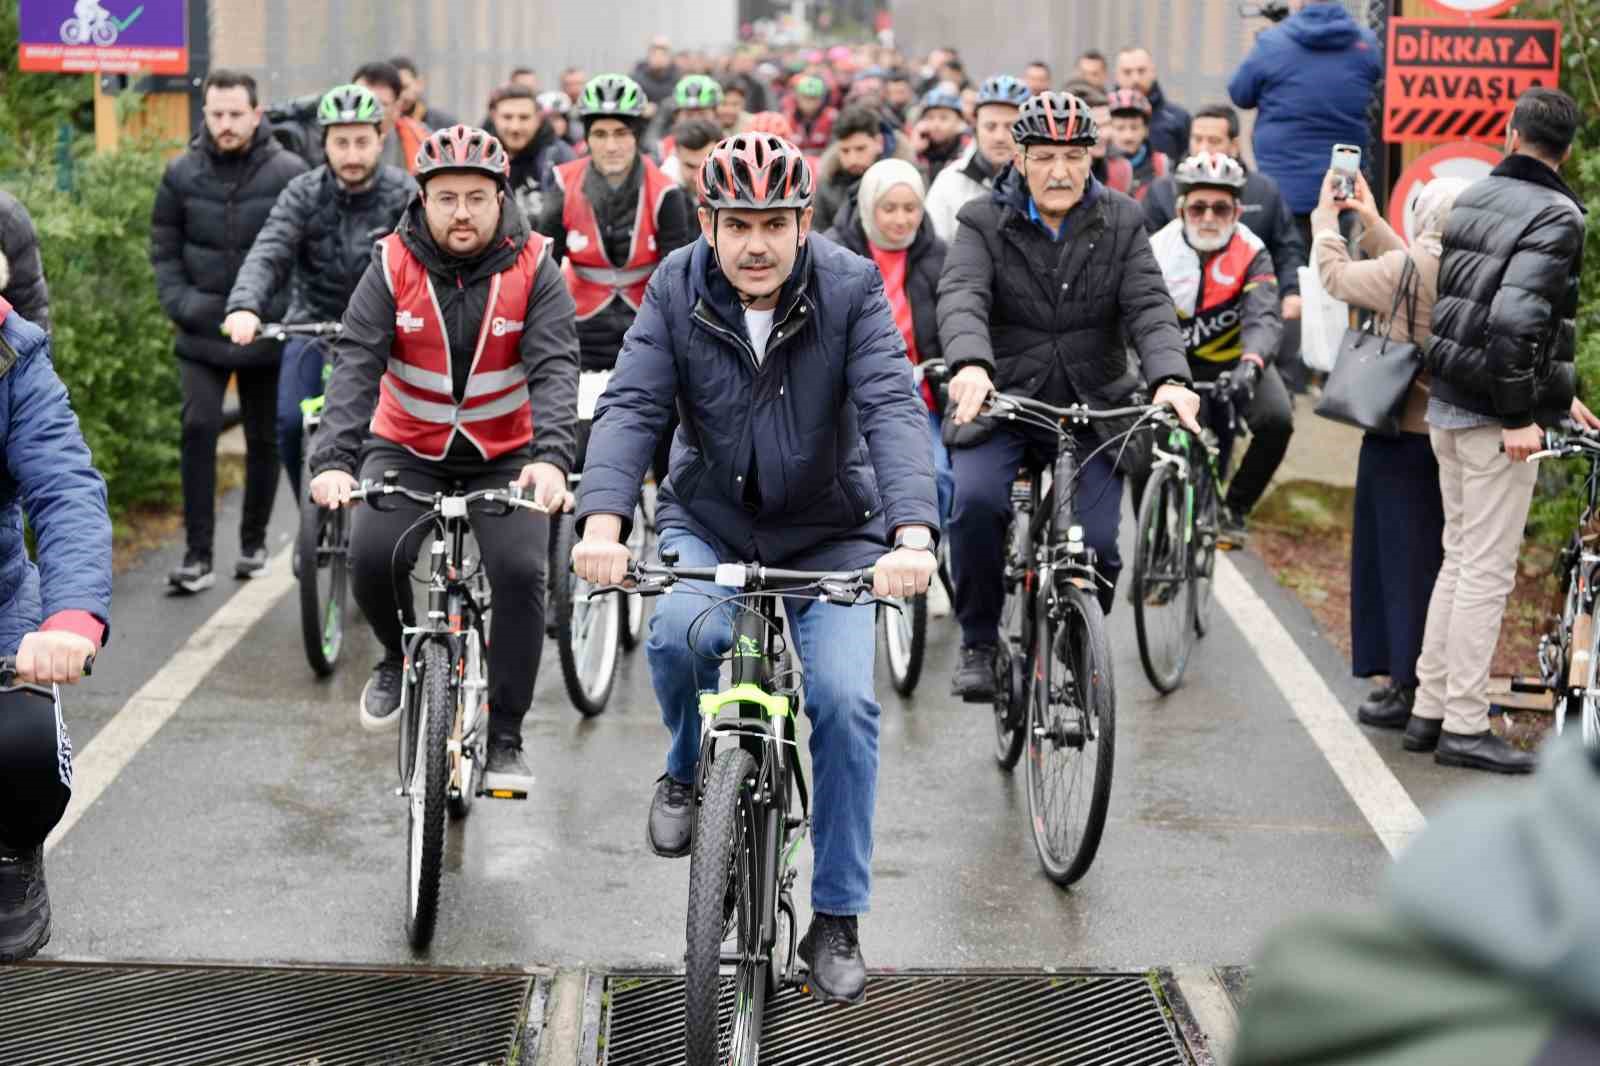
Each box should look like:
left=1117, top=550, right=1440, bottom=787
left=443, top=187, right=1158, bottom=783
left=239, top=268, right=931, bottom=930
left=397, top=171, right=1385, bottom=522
left=0, top=4, right=1594, bottom=1053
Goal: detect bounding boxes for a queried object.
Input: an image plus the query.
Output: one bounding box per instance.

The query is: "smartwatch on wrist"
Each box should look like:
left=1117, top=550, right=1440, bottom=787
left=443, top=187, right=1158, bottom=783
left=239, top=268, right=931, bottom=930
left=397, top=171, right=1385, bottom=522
left=893, top=526, right=934, bottom=552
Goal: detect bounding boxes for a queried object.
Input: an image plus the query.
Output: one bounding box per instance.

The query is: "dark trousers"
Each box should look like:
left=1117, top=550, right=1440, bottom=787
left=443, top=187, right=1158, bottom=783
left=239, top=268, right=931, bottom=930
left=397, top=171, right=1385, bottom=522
left=950, top=426, right=1124, bottom=645
left=179, top=358, right=279, bottom=561
left=276, top=337, right=328, bottom=501
left=1215, top=362, right=1295, bottom=516
left=1351, top=432, right=1444, bottom=687
left=350, top=442, right=549, bottom=735
left=0, top=688, right=71, bottom=850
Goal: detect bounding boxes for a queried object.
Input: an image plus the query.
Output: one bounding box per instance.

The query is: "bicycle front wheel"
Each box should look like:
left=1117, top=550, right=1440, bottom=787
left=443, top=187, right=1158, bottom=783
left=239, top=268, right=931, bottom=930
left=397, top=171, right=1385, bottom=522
left=685, top=747, right=765, bottom=1066
left=1192, top=459, right=1221, bottom=638
left=620, top=498, right=653, bottom=651
left=297, top=500, right=348, bottom=678
left=550, top=514, right=620, bottom=716
left=1027, top=581, right=1116, bottom=887
left=405, top=642, right=452, bottom=950
left=448, top=626, right=488, bottom=820
left=993, top=513, right=1029, bottom=770
left=1132, top=464, right=1195, bottom=693
left=879, top=595, right=927, bottom=697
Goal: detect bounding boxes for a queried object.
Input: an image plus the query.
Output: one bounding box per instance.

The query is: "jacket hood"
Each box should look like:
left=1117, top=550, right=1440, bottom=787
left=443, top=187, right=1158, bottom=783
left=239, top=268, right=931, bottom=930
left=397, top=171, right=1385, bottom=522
left=1493, top=153, right=1587, bottom=212
left=1283, top=1, right=1362, bottom=49
left=1389, top=740, right=1600, bottom=1020
left=397, top=191, right=530, bottom=280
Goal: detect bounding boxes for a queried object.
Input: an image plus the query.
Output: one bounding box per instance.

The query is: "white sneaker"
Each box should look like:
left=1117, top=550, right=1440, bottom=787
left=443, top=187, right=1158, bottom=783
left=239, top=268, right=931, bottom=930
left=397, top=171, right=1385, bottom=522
left=926, top=574, right=952, bottom=618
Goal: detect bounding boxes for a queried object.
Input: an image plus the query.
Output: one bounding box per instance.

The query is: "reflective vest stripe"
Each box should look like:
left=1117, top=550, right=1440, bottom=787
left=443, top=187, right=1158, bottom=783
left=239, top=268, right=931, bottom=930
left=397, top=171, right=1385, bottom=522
left=570, top=264, right=655, bottom=287
left=380, top=376, right=530, bottom=426
left=385, top=359, right=451, bottom=394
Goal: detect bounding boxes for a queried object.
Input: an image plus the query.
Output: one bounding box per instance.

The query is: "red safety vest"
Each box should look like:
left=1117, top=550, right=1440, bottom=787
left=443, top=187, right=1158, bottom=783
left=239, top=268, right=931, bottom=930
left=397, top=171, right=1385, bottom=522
left=554, top=155, right=676, bottom=320
left=369, top=231, right=549, bottom=461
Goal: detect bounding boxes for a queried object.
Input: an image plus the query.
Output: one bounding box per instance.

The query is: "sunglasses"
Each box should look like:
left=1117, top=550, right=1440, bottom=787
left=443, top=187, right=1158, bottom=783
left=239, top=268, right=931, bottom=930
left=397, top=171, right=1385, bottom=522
left=1184, top=200, right=1236, bottom=221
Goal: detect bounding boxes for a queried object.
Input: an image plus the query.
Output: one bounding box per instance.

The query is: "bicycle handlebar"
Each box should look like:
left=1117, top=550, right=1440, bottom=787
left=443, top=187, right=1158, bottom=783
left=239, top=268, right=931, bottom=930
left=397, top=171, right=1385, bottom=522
left=0, top=653, right=93, bottom=695
left=592, top=559, right=888, bottom=609
left=986, top=391, right=1163, bottom=424
left=220, top=321, right=344, bottom=342
left=1525, top=428, right=1600, bottom=463
left=348, top=476, right=551, bottom=516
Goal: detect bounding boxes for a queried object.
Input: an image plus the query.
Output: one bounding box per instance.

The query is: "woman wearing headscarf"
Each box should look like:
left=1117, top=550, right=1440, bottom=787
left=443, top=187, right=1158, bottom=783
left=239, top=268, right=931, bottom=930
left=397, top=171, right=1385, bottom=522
left=826, top=158, right=952, bottom=609
left=1313, top=170, right=1471, bottom=730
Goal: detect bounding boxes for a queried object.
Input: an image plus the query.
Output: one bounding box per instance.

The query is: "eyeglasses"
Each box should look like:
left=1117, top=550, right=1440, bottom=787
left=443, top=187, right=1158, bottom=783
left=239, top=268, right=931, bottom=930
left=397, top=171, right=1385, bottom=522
left=428, top=191, right=497, bottom=215
left=1025, top=148, right=1090, bottom=169
left=1183, top=199, right=1236, bottom=221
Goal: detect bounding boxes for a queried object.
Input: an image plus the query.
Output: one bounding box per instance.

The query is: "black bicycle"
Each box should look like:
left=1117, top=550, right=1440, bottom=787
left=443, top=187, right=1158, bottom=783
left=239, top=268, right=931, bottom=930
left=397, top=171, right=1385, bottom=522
left=983, top=391, right=1164, bottom=887
left=347, top=472, right=547, bottom=949
left=606, top=556, right=890, bottom=1065
left=1531, top=428, right=1600, bottom=748
left=1130, top=381, right=1231, bottom=693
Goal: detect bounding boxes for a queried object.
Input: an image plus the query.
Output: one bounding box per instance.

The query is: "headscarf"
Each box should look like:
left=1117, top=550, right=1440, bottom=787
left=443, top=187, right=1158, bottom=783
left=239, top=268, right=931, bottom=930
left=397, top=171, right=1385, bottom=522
left=1412, top=176, right=1472, bottom=257
left=857, top=158, right=925, bottom=251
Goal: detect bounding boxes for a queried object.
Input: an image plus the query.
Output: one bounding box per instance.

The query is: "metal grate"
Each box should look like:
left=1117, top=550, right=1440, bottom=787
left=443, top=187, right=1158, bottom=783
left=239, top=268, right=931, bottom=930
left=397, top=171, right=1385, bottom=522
left=0, top=961, right=538, bottom=1066
left=601, top=972, right=1194, bottom=1066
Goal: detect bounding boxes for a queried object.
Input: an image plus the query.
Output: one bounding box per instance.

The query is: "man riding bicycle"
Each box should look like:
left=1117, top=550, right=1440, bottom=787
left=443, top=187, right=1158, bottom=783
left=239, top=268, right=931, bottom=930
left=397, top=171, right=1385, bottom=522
left=571, top=133, right=939, bottom=1005
left=1148, top=152, right=1285, bottom=545
left=307, top=125, right=579, bottom=791
left=223, top=84, right=416, bottom=499
left=0, top=297, right=111, bottom=962
left=938, top=91, right=1199, bottom=701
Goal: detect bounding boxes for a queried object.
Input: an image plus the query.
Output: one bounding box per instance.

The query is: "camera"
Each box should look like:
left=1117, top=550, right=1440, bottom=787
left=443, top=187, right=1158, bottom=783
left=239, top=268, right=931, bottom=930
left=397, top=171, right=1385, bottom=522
left=1238, top=1, right=1292, bottom=22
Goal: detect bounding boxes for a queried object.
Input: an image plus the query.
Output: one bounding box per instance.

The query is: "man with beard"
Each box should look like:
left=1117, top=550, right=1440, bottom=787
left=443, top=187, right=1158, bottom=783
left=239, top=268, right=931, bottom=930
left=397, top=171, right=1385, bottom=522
left=815, top=105, right=919, bottom=229
left=925, top=74, right=1029, bottom=242
left=914, top=90, right=969, bottom=184
left=390, top=56, right=458, bottom=131
left=1114, top=46, right=1191, bottom=160
left=152, top=70, right=307, bottom=593
left=1148, top=152, right=1287, bottom=547
left=223, top=85, right=416, bottom=500
left=489, top=83, right=576, bottom=225
left=660, top=118, right=721, bottom=193
left=307, top=126, right=578, bottom=789
left=353, top=61, right=429, bottom=176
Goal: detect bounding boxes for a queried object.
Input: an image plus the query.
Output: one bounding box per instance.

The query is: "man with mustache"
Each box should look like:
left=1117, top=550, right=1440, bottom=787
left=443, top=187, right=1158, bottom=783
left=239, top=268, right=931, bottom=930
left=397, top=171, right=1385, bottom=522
left=151, top=69, right=308, bottom=594
left=571, top=134, right=939, bottom=1005
left=306, top=126, right=578, bottom=792
left=223, top=84, right=416, bottom=501
left=938, top=91, right=1199, bottom=700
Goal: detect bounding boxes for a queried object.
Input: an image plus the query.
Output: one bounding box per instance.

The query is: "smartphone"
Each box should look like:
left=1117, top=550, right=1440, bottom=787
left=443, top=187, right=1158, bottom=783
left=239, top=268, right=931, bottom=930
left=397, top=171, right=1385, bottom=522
left=1331, top=144, right=1361, bottom=201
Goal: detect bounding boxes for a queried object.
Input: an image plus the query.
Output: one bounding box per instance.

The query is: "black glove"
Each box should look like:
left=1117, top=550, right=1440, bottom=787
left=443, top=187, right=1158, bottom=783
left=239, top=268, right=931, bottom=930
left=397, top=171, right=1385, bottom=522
left=1229, top=361, right=1261, bottom=409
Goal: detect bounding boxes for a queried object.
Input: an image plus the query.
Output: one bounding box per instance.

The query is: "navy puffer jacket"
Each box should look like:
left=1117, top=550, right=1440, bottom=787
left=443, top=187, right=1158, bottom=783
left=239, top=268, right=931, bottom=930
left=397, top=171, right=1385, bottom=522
left=575, top=233, right=939, bottom=570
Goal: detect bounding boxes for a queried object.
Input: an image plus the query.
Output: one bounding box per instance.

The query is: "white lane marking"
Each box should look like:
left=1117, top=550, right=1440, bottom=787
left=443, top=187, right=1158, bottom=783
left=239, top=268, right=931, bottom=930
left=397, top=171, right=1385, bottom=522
left=1214, top=553, right=1427, bottom=857
left=47, top=545, right=296, bottom=854
left=1172, top=966, right=1238, bottom=1066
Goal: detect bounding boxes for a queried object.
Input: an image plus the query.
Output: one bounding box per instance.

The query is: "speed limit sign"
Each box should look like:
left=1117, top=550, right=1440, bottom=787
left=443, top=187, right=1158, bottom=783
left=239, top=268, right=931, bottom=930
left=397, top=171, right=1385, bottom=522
left=1387, top=142, right=1501, bottom=245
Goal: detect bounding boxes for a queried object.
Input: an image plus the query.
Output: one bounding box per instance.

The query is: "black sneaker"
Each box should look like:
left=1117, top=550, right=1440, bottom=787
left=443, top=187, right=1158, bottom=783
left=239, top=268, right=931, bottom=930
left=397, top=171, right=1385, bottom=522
left=1358, top=685, right=1415, bottom=730
left=1219, top=506, right=1249, bottom=550
left=647, top=773, right=695, bottom=858
left=798, top=913, right=866, bottom=1005
left=359, top=657, right=404, bottom=733
left=952, top=642, right=998, bottom=702
left=235, top=546, right=269, bottom=580
left=167, top=553, right=215, bottom=594
left=0, top=842, right=50, bottom=964
left=483, top=733, right=536, bottom=795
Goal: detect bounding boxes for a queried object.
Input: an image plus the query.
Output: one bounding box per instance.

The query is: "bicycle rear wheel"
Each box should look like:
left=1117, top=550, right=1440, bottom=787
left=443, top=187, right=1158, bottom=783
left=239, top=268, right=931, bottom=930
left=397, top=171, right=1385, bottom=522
left=550, top=513, right=620, bottom=716
left=1132, top=465, right=1195, bottom=693
left=405, top=642, right=452, bottom=949
left=684, top=747, right=764, bottom=1066
left=879, top=594, right=928, bottom=697
left=297, top=500, right=348, bottom=678
left=1027, top=581, right=1116, bottom=887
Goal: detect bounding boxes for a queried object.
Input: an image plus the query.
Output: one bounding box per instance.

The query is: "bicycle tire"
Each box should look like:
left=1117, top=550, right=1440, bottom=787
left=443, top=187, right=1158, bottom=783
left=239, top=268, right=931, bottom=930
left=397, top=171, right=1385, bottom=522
left=297, top=500, right=347, bottom=678
left=550, top=513, right=619, bottom=716
left=684, top=747, right=764, bottom=1066
left=448, top=626, right=488, bottom=820
left=993, top=514, right=1029, bottom=771
left=1132, top=464, right=1195, bottom=694
left=405, top=641, right=452, bottom=950
left=620, top=499, right=653, bottom=651
left=879, top=594, right=928, bottom=697
left=1192, top=458, right=1221, bottom=638
left=1027, top=581, right=1116, bottom=887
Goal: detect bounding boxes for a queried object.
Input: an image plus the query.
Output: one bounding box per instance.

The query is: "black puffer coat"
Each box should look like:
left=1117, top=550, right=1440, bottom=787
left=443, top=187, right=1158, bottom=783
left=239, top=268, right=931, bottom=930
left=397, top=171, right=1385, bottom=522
left=937, top=166, right=1189, bottom=424
left=226, top=163, right=415, bottom=325
left=150, top=125, right=308, bottom=367
left=825, top=190, right=947, bottom=370
left=1428, top=154, right=1586, bottom=428
left=0, top=191, right=50, bottom=331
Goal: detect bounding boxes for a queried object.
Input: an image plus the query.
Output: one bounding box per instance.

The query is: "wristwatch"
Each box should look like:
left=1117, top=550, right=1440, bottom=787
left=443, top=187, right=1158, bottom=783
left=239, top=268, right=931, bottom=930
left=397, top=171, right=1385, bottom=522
left=893, top=526, right=934, bottom=552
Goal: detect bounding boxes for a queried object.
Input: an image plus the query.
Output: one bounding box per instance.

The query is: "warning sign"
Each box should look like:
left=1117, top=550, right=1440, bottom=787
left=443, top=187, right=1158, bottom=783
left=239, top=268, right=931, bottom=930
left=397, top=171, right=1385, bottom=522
left=1385, top=18, right=1562, bottom=143
left=1387, top=141, right=1501, bottom=245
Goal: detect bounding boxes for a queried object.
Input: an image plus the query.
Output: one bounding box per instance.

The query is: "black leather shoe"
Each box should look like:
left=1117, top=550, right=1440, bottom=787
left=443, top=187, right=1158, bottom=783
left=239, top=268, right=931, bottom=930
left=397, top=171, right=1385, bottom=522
left=1358, top=681, right=1396, bottom=720
left=647, top=773, right=694, bottom=858
left=952, top=643, right=998, bottom=702
left=798, top=913, right=866, bottom=1005
left=1434, top=730, right=1535, bottom=774
left=1402, top=715, right=1444, bottom=752
left=1358, top=685, right=1414, bottom=730
left=0, top=842, right=50, bottom=963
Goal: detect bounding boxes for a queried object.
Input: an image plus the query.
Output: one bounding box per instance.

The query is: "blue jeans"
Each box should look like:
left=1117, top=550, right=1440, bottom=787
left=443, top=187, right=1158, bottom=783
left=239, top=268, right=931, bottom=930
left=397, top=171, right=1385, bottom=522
left=646, top=528, right=882, bottom=915
left=277, top=337, right=327, bottom=499
left=927, top=408, right=954, bottom=530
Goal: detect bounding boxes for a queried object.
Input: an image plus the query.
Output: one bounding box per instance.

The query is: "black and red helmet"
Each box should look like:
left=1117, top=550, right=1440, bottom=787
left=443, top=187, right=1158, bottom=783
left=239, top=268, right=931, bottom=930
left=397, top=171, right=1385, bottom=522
left=697, top=134, right=814, bottom=211
left=413, top=125, right=510, bottom=186
left=1011, top=92, right=1100, bottom=148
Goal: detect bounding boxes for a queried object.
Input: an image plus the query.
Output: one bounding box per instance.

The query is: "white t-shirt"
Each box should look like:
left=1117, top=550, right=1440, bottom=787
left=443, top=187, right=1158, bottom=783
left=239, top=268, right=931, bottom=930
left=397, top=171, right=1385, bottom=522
left=745, top=307, right=777, bottom=367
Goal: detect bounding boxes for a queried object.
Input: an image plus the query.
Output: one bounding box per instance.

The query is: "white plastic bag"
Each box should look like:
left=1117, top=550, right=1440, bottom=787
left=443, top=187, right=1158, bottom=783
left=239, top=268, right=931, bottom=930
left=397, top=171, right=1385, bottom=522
left=1298, top=242, right=1350, bottom=374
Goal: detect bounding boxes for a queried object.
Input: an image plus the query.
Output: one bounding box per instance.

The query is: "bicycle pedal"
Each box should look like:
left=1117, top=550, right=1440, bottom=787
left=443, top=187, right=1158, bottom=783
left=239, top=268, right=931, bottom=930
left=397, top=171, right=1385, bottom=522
left=478, top=786, right=529, bottom=801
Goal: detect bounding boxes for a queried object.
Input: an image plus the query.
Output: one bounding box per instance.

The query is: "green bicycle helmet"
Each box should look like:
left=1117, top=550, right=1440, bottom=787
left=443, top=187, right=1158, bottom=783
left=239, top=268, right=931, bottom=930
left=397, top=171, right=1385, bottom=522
left=674, top=74, right=723, bottom=110
left=317, top=83, right=383, bottom=129
left=793, top=75, right=828, bottom=99
left=578, top=74, right=647, bottom=123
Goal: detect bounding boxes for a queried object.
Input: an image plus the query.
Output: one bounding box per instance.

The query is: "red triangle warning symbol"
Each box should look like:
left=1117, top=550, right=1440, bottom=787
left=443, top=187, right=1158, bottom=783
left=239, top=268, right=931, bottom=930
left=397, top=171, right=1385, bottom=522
left=1514, top=36, right=1550, bottom=65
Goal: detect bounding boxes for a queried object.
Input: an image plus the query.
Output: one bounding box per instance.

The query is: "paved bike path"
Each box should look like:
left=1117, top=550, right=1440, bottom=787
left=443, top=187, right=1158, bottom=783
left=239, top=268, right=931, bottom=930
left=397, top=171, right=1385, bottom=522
left=44, top=485, right=1525, bottom=972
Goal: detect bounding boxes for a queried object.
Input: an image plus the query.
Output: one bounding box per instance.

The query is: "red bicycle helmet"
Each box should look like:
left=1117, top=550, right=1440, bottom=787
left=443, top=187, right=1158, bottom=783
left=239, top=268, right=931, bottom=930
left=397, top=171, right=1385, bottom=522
left=414, top=125, right=510, bottom=185
left=1011, top=92, right=1099, bottom=148
left=698, top=134, right=814, bottom=210
left=1106, top=88, right=1153, bottom=119
left=744, top=111, right=795, bottom=140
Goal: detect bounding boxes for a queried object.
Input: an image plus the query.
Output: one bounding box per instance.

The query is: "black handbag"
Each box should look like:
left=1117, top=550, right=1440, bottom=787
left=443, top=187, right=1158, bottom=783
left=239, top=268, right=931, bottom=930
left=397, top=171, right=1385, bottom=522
left=1315, top=257, right=1422, bottom=437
